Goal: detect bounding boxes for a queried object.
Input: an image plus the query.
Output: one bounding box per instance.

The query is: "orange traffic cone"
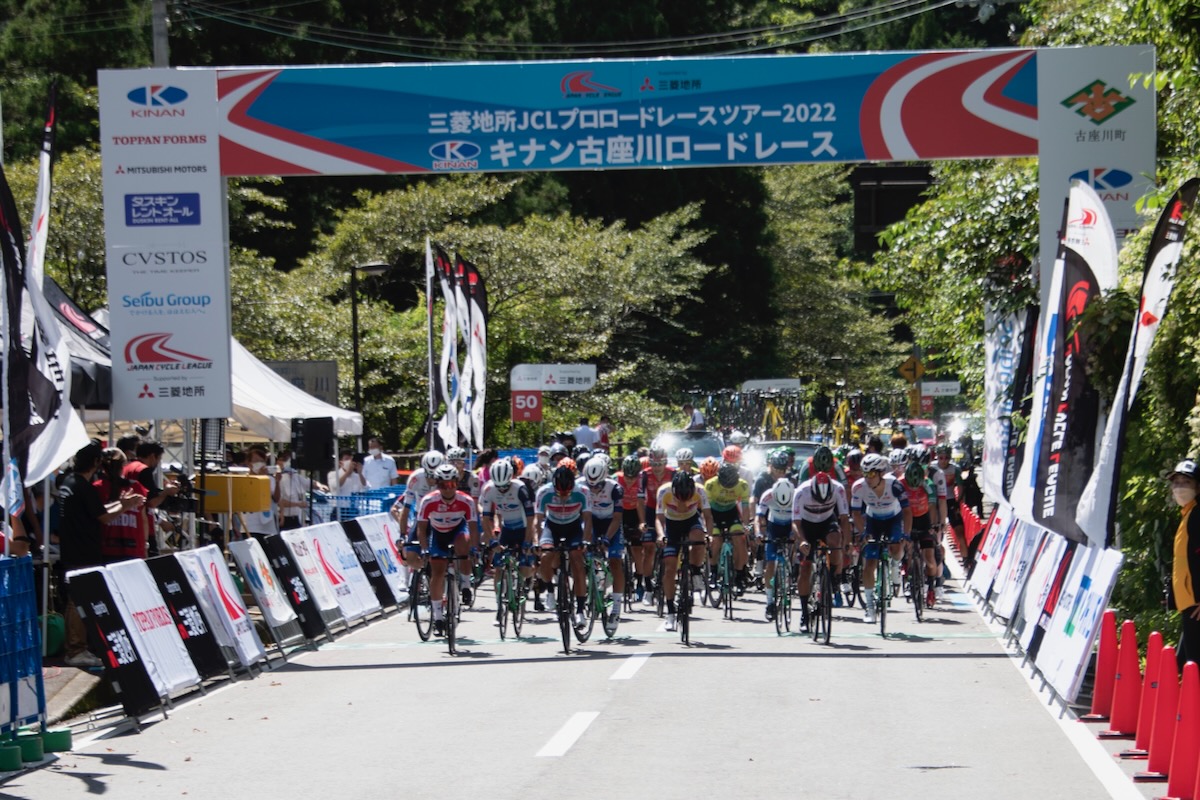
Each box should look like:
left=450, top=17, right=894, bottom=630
left=1121, top=632, right=1164, bottom=758
left=1082, top=610, right=1119, bottom=721
left=1159, top=661, right=1200, bottom=800
left=1136, top=646, right=1179, bottom=782
left=1100, top=620, right=1143, bottom=739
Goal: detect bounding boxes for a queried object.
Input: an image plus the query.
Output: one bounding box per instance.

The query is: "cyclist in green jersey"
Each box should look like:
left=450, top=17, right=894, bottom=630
left=704, top=461, right=752, bottom=590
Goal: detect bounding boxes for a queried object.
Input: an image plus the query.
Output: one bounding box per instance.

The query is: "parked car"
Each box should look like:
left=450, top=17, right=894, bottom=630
left=650, top=430, right=725, bottom=468
left=742, top=440, right=823, bottom=476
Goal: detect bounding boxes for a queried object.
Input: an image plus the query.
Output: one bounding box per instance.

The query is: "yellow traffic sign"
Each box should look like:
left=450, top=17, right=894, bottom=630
left=898, top=355, right=925, bottom=384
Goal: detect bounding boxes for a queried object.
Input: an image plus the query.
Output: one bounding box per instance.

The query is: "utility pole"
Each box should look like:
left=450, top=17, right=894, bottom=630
left=152, top=0, right=170, bottom=68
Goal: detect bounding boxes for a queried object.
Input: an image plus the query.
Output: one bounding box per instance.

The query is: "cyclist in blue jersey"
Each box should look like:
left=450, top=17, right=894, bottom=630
left=850, top=453, right=912, bottom=624
left=535, top=465, right=593, bottom=628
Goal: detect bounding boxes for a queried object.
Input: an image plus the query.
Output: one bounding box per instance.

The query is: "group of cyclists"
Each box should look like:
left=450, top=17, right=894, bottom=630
left=390, top=431, right=965, bottom=641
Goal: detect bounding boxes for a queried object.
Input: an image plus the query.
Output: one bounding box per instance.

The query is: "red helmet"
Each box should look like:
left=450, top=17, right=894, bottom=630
left=722, top=445, right=742, bottom=464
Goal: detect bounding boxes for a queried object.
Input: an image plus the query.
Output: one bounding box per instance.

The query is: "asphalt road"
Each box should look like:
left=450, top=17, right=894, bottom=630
left=6, top=576, right=1127, bottom=800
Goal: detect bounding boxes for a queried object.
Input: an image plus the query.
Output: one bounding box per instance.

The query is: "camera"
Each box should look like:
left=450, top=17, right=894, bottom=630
left=160, top=472, right=198, bottom=514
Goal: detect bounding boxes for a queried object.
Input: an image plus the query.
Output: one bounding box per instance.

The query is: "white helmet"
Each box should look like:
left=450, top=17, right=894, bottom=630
left=522, top=464, right=546, bottom=488
left=490, top=459, right=514, bottom=489
left=432, top=463, right=459, bottom=483
left=770, top=479, right=794, bottom=513
left=675, top=447, right=694, bottom=463
left=582, top=458, right=608, bottom=485
left=888, top=449, right=910, bottom=468
left=421, top=450, right=445, bottom=472
left=861, top=454, right=889, bottom=474
left=446, top=447, right=468, bottom=462
left=728, top=431, right=749, bottom=445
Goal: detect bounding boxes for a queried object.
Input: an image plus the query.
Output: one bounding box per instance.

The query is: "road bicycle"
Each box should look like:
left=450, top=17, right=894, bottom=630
left=544, top=536, right=583, bottom=655
left=841, top=542, right=863, bottom=608
left=577, top=538, right=620, bottom=642
left=767, top=537, right=794, bottom=635
left=410, top=563, right=433, bottom=641
left=651, top=543, right=665, bottom=618
left=808, top=542, right=835, bottom=645
left=673, top=539, right=707, bottom=645
left=707, top=521, right=742, bottom=620
left=494, top=544, right=528, bottom=640
left=622, top=542, right=636, bottom=614
left=905, top=541, right=925, bottom=623
left=870, top=538, right=893, bottom=638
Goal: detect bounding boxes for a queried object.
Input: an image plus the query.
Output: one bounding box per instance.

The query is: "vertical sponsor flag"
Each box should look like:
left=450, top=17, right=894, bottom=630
left=1002, top=305, right=1039, bottom=501
left=433, top=244, right=459, bottom=449
left=1014, top=183, right=1118, bottom=545
left=1076, top=178, right=1198, bottom=544
left=461, top=255, right=488, bottom=449
left=982, top=304, right=1028, bottom=500
left=453, top=255, right=474, bottom=448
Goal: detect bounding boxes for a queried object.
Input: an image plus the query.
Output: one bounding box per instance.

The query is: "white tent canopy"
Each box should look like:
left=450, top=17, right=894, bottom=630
left=231, top=338, right=362, bottom=441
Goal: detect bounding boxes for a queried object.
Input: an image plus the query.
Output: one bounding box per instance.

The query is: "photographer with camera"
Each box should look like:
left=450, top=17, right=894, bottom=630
left=124, top=440, right=181, bottom=555
left=329, top=449, right=369, bottom=496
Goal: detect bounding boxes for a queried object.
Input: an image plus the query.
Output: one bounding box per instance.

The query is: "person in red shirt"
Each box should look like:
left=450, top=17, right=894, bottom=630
left=93, top=448, right=150, bottom=561
left=636, top=446, right=674, bottom=605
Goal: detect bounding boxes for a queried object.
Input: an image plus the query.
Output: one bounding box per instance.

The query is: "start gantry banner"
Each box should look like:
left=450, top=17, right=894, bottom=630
left=100, top=46, right=1154, bottom=420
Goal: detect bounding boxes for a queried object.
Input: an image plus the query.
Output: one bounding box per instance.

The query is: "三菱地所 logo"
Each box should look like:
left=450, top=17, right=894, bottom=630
left=430, top=141, right=480, bottom=169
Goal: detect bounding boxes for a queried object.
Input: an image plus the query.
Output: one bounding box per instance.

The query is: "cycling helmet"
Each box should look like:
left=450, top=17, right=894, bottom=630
left=648, top=446, right=668, bottom=467
left=510, top=455, right=526, bottom=475
left=722, top=445, right=743, bottom=464
left=813, top=445, right=834, bottom=473
left=558, top=457, right=577, bottom=474
left=698, top=457, right=720, bottom=481
left=728, top=431, right=749, bottom=445
left=904, top=461, right=926, bottom=487
left=862, top=454, right=889, bottom=474
left=446, top=446, right=468, bottom=462
left=622, top=454, right=642, bottom=479
left=420, top=450, right=445, bottom=472
left=811, top=472, right=833, bottom=504
left=583, top=458, right=608, bottom=485
left=770, top=478, right=794, bottom=512
left=433, top=463, right=459, bottom=484
left=671, top=470, right=696, bottom=500
left=888, top=449, right=910, bottom=468
left=521, top=464, right=545, bottom=488
left=553, top=465, right=576, bottom=492
left=717, top=462, right=740, bottom=488
left=935, top=444, right=952, bottom=459
left=767, top=449, right=790, bottom=470
left=910, top=443, right=931, bottom=465
left=549, top=443, right=568, bottom=460
left=572, top=445, right=591, bottom=459
left=490, top=459, right=514, bottom=489
left=675, top=447, right=694, bottom=464
left=845, top=450, right=864, bottom=470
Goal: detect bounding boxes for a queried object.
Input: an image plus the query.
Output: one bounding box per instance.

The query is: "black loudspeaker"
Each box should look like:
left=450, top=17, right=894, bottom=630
left=290, top=417, right=334, bottom=471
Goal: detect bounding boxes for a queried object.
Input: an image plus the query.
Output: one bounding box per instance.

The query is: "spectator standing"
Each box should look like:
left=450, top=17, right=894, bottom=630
left=1170, top=459, right=1200, bottom=669
left=362, top=437, right=399, bottom=488
left=595, top=415, right=614, bottom=450
left=573, top=417, right=599, bottom=449
left=124, top=440, right=181, bottom=556
left=94, top=448, right=151, bottom=561
left=58, top=441, right=145, bottom=667
left=683, top=403, right=706, bottom=431
left=328, top=450, right=369, bottom=496
left=242, top=446, right=280, bottom=538
left=276, top=449, right=327, bottom=529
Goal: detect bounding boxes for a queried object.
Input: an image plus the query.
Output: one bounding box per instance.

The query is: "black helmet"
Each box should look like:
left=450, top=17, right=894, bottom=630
left=813, top=445, right=834, bottom=473
left=671, top=470, right=695, bottom=501
left=553, top=465, right=576, bottom=492
left=572, top=445, right=591, bottom=459
left=717, top=462, right=740, bottom=488
left=622, top=454, right=641, bottom=479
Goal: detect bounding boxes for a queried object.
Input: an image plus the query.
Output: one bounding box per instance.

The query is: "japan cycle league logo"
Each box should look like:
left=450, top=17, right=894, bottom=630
left=560, top=70, right=622, bottom=98
left=124, top=332, right=212, bottom=371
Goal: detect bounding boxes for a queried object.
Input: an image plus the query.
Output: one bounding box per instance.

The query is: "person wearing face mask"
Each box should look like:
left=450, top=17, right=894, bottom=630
left=242, top=445, right=280, bottom=538
left=362, top=437, right=399, bottom=489
left=1169, top=458, right=1200, bottom=669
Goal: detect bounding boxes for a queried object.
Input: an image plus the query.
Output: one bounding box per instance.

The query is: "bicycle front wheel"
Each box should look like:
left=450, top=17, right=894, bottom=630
left=819, top=564, right=833, bottom=645
left=511, top=572, right=526, bottom=638
left=445, top=575, right=459, bottom=655
left=910, top=554, right=925, bottom=623
left=496, top=567, right=510, bottom=640
left=720, top=544, right=735, bottom=620
left=574, top=559, right=597, bottom=644
left=557, top=559, right=572, bottom=654
left=878, top=559, right=889, bottom=638
left=412, top=570, right=432, bottom=642
left=677, top=558, right=691, bottom=645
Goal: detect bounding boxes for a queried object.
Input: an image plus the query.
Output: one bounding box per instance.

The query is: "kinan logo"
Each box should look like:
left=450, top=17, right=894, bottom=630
left=1061, top=80, right=1135, bottom=125
left=560, top=70, right=621, bottom=98
left=1070, top=168, right=1133, bottom=202
left=126, top=85, right=188, bottom=118
left=430, top=141, right=480, bottom=169
left=124, top=332, right=213, bottom=372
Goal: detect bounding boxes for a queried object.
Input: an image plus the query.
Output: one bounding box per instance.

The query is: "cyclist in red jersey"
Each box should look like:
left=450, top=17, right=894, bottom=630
left=617, top=454, right=647, bottom=602
left=636, top=446, right=674, bottom=606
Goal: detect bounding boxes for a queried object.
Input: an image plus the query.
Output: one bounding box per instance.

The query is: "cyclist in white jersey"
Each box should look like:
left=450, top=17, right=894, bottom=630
left=394, top=450, right=444, bottom=572
left=579, top=456, right=626, bottom=621
left=850, top=453, right=912, bottom=624
left=479, top=459, right=535, bottom=618
left=792, top=472, right=851, bottom=628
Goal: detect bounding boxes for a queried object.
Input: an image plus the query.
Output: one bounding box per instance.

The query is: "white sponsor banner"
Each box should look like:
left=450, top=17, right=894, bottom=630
left=1036, top=45, right=1156, bottom=310
left=281, top=528, right=345, bottom=614
left=510, top=363, right=596, bottom=391
left=991, top=522, right=1046, bottom=620
left=1017, top=534, right=1070, bottom=652
left=355, top=513, right=410, bottom=603
left=307, top=521, right=381, bottom=621
left=229, top=539, right=298, bottom=629
left=1035, top=545, right=1124, bottom=702
left=99, top=69, right=232, bottom=419
left=105, top=559, right=201, bottom=696
left=968, top=503, right=1016, bottom=597
left=176, top=546, right=265, bottom=667
left=922, top=380, right=961, bottom=397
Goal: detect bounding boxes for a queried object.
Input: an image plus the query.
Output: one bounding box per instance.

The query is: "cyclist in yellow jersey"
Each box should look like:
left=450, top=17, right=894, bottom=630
left=704, top=461, right=751, bottom=591
left=655, top=471, right=713, bottom=631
